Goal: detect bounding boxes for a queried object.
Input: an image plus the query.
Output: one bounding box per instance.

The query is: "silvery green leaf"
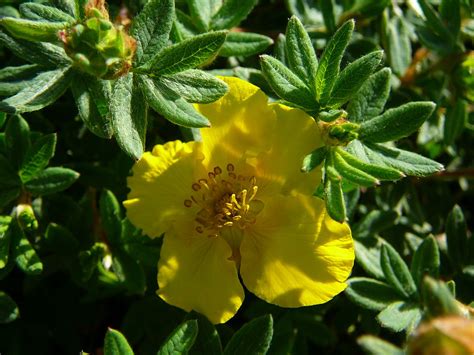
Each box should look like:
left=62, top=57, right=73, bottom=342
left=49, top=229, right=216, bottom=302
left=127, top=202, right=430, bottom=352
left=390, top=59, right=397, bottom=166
left=131, top=0, right=174, bottom=65
left=210, top=0, right=258, bottom=30
left=346, top=68, right=391, bottom=123
left=160, top=70, right=228, bottom=104
left=386, top=16, right=411, bottom=77
left=346, top=277, right=401, bottom=311
left=219, top=32, right=273, bottom=57
left=376, top=301, right=422, bottom=332
left=443, top=99, right=466, bottom=145
left=111, top=73, right=148, bottom=160
left=260, top=55, right=315, bottom=109
left=0, top=67, right=73, bottom=114
left=359, top=102, right=436, bottom=143
left=187, top=0, right=222, bottom=31
left=139, top=75, right=210, bottom=128
left=326, top=50, right=383, bottom=108
left=19, top=3, right=75, bottom=23
left=315, top=20, right=354, bottom=103
left=285, top=16, right=318, bottom=90
left=138, top=31, right=227, bottom=76
left=0, top=17, right=68, bottom=42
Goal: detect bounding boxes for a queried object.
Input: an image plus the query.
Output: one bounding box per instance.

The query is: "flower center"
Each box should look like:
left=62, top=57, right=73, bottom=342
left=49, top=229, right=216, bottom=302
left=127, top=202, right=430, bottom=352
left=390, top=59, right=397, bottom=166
left=184, top=163, right=264, bottom=238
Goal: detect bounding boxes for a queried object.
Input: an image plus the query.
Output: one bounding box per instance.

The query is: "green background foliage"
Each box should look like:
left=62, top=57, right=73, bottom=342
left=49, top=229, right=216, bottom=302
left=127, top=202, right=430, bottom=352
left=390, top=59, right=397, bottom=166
left=0, top=0, right=473, bottom=354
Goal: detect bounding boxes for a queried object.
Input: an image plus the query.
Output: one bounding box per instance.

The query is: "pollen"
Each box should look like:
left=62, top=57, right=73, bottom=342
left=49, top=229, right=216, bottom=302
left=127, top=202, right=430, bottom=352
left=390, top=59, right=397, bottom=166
left=183, top=164, right=264, bottom=238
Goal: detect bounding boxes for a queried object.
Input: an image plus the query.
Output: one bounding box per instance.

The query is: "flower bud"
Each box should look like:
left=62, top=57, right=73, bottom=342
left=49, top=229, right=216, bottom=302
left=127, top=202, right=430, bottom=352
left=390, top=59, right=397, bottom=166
left=16, top=204, right=38, bottom=232
left=59, top=0, right=136, bottom=79
left=407, top=316, right=474, bottom=355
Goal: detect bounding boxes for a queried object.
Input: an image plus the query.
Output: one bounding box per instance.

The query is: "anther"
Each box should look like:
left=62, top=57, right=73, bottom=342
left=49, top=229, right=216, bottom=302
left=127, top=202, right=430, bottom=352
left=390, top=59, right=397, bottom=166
left=192, top=183, right=201, bottom=191
left=227, top=163, right=235, bottom=172
left=184, top=199, right=192, bottom=207
left=228, top=172, right=236, bottom=179
left=224, top=221, right=233, bottom=227
left=214, top=166, right=222, bottom=175
left=196, top=226, right=204, bottom=233
left=198, top=178, right=209, bottom=189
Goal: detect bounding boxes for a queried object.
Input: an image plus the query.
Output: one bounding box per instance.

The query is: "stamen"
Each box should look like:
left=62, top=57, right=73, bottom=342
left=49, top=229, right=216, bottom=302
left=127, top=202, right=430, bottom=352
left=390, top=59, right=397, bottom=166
left=214, top=166, right=222, bottom=175
left=198, top=179, right=209, bottom=189
left=231, top=194, right=241, bottom=209
left=192, top=183, right=201, bottom=191
left=184, top=199, right=192, bottom=207
left=223, top=221, right=233, bottom=227
left=227, top=163, right=235, bottom=172
left=196, top=226, right=203, bottom=233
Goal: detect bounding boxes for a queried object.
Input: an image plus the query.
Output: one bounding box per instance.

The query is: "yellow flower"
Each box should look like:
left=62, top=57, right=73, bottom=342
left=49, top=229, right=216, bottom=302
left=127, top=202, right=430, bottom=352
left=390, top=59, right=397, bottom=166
left=124, top=77, right=355, bottom=324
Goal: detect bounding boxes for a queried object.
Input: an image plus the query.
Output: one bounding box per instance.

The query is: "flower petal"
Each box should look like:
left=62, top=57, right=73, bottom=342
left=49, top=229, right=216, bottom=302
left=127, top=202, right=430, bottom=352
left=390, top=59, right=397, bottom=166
left=255, top=104, right=323, bottom=197
left=195, top=77, right=276, bottom=169
left=124, top=140, right=204, bottom=237
left=240, top=194, right=354, bottom=307
left=157, top=231, right=244, bottom=324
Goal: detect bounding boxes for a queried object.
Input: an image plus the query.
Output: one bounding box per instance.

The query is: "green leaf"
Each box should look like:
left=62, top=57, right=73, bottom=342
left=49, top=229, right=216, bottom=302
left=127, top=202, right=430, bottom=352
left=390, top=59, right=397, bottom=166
left=44, top=223, right=79, bottom=254
left=321, top=0, right=336, bottom=33
left=223, top=315, right=273, bottom=355
left=380, top=243, right=418, bottom=299
left=24, top=167, right=79, bottom=195
left=355, top=238, right=385, bottom=280
left=410, top=236, right=440, bottom=287
left=160, top=70, right=228, bottom=104
left=19, top=3, right=75, bottom=23
left=11, top=219, right=43, bottom=275
left=418, top=0, right=454, bottom=44
left=0, top=291, right=19, bottom=324
left=359, top=102, right=436, bottom=143
left=219, top=32, right=273, bottom=57
left=112, top=250, right=146, bottom=294
left=51, top=0, right=77, bottom=18
left=260, top=55, right=315, bottom=109
left=20, top=133, right=57, bottom=183
left=0, top=113, right=5, bottom=128
left=386, top=16, right=411, bottom=77
left=301, top=146, right=327, bottom=172
left=100, top=190, right=122, bottom=246
left=139, top=75, right=210, bottom=128
left=285, top=16, right=318, bottom=90
left=104, top=328, right=134, bottom=355
left=421, top=277, right=463, bottom=317
left=0, top=30, right=71, bottom=67
left=173, top=9, right=201, bottom=39
left=0, top=17, right=68, bottom=42
left=158, top=320, right=198, bottom=355
left=346, top=68, right=391, bottom=123
left=376, top=301, right=422, bottom=332
left=444, top=99, right=466, bottom=145
left=324, top=175, right=346, bottom=223
left=327, top=51, right=383, bottom=108
left=446, top=205, right=469, bottom=269
left=332, top=150, right=379, bottom=187
left=337, top=147, right=403, bottom=181
left=70, top=74, right=113, bottom=139
left=355, top=141, right=444, bottom=177
left=346, top=277, right=402, bottom=311
left=315, top=20, right=354, bottom=103
left=186, top=312, right=222, bottom=355
left=357, top=335, right=404, bottom=355
left=138, top=31, right=227, bottom=76
left=349, top=0, right=390, bottom=17
left=5, top=115, right=30, bottom=169
left=130, top=0, right=174, bottom=65
left=0, top=217, right=12, bottom=269
left=439, top=0, right=461, bottom=39
left=352, top=210, right=399, bottom=239
left=187, top=0, right=222, bottom=31
left=111, top=73, right=148, bottom=160
left=0, top=64, right=42, bottom=96
left=274, top=34, right=287, bottom=65
left=0, top=67, right=73, bottom=114
left=210, top=0, right=258, bottom=30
